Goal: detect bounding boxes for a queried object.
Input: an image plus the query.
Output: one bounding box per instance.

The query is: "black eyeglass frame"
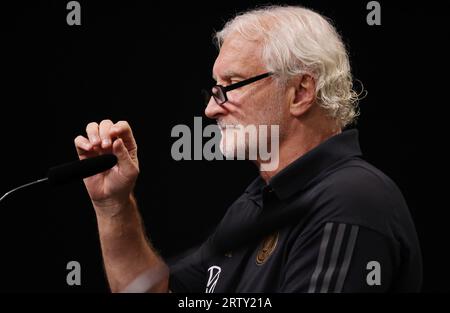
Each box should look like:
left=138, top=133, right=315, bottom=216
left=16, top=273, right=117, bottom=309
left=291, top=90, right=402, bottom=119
left=206, top=72, right=273, bottom=105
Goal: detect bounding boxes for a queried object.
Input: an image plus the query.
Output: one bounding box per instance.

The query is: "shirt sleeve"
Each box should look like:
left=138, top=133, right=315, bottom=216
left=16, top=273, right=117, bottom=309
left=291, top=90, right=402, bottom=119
left=280, top=221, right=399, bottom=293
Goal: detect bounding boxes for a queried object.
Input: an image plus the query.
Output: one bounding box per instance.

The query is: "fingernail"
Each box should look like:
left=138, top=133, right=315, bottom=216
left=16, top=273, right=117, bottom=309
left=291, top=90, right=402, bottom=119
left=102, top=139, right=111, bottom=147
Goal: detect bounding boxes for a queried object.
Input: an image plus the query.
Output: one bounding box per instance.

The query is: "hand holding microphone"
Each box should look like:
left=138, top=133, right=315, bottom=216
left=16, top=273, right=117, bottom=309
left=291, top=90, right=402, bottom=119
left=1, top=120, right=141, bottom=211
left=74, top=120, right=140, bottom=216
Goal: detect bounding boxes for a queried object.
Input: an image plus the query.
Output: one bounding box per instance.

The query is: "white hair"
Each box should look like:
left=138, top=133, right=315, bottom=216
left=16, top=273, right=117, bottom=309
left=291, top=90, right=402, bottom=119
left=215, top=5, right=361, bottom=128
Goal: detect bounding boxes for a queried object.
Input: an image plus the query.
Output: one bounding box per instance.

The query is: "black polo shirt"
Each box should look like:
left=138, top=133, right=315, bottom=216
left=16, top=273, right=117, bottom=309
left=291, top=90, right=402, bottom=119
left=169, top=129, right=422, bottom=292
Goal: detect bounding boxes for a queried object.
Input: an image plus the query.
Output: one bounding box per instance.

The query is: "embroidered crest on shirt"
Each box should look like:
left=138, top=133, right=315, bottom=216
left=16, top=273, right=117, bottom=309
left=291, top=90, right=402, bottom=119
left=256, top=232, right=279, bottom=265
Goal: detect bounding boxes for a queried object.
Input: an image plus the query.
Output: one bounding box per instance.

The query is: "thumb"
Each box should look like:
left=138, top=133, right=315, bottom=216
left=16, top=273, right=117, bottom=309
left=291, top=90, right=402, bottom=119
left=112, top=138, right=138, bottom=176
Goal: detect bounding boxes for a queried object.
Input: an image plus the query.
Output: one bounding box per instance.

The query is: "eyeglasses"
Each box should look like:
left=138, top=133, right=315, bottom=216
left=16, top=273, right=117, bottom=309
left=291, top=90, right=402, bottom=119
left=203, top=72, right=273, bottom=106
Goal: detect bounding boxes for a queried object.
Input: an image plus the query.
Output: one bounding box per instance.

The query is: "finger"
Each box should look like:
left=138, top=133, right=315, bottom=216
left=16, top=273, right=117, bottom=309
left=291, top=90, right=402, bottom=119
left=99, top=119, right=114, bottom=149
left=74, top=135, right=95, bottom=160
left=113, top=138, right=139, bottom=177
left=86, top=122, right=101, bottom=146
left=109, top=121, right=137, bottom=152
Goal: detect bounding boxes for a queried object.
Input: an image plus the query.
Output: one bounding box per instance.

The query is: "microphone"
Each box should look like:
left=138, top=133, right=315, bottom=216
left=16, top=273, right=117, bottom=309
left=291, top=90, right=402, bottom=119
left=47, top=154, right=117, bottom=186
left=0, top=154, right=118, bottom=202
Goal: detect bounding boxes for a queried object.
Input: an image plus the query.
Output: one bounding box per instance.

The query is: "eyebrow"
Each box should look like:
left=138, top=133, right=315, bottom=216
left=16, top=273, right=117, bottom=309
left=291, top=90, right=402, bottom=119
left=213, top=71, right=246, bottom=81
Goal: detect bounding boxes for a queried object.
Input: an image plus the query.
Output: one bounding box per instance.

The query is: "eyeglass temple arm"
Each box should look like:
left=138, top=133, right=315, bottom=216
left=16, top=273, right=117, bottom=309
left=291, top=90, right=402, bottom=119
left=223, top=72, right=273, bottom=92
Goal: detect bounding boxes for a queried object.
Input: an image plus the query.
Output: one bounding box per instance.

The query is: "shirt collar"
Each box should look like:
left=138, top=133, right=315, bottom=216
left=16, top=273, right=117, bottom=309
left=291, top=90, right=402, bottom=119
left=267, top=129, right=362, bottom=200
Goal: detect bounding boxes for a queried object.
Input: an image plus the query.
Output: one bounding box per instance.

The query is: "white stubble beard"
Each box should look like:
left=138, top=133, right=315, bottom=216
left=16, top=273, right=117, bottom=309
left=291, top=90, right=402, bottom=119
left=217, top=87, right=284, bottom=162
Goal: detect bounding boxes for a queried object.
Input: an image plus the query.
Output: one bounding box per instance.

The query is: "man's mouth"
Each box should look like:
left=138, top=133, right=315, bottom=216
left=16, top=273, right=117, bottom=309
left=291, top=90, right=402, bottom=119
left=217, top=121, right=241, bottom=130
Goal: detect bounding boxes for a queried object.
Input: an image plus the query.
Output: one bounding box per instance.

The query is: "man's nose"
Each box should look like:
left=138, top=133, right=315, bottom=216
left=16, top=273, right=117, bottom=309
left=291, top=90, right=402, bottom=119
left=205, top=97, right=228, bottom=119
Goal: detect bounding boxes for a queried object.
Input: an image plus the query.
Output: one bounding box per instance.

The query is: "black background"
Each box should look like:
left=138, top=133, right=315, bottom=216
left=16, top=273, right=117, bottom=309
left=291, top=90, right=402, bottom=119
left=0, top=0, right=447, bottom=292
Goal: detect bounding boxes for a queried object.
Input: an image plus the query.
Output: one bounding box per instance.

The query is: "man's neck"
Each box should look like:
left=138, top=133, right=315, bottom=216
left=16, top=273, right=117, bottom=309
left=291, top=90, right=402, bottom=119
left=258, top=126, right=341, bottom=183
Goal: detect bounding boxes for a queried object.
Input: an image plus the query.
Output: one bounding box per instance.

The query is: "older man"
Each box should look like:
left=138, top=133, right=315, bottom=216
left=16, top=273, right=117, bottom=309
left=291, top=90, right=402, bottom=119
left=74, top=6, right=422, bottom=292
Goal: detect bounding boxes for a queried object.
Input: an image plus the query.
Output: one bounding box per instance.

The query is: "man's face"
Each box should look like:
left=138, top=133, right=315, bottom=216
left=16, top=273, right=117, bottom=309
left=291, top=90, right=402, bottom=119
left=205, top=34, right=286, bottom=159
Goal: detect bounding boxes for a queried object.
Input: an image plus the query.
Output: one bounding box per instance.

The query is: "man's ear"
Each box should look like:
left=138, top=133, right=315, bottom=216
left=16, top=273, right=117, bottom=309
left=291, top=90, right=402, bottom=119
left=289, top=74, right=316, bottom=117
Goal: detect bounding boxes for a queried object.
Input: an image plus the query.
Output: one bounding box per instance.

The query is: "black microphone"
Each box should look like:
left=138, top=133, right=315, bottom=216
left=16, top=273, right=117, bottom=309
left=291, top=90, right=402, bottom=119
left=47, top=154, right=117, bottom=186
left=0, top=154, right=118, bottom=202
